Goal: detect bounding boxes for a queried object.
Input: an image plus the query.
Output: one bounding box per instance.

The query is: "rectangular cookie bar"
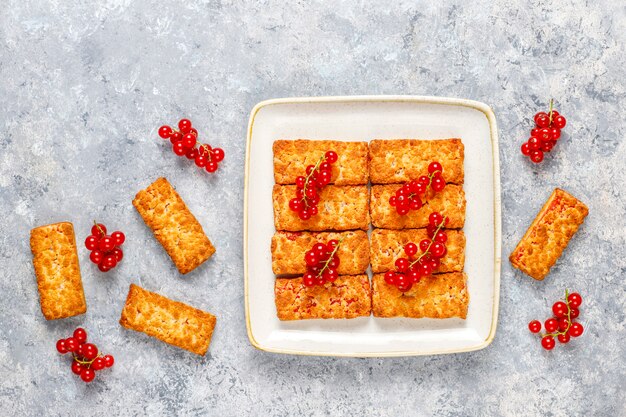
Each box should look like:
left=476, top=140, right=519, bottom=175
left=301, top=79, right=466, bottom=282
left=273, top=140, right=369, bottom=185
left=273, top=185, right=369, bottom=231
left=119, top=284, right=217, bottom=356
left=275, top=275, right=371, bottom=320
left=133, top=177, right=215, bottom=274
left=369, top=139, right=464, bottom=184
left=509, top=188, right=589, bottom=280
left=371, top=273, right=469, bottom=319
left=370, top=185, right=466, bottom=229
left=370, top=228, right=465, bottom=273
left=30, top=222, right=87, bottom=320
left=271, top=230, right=370, bottom=276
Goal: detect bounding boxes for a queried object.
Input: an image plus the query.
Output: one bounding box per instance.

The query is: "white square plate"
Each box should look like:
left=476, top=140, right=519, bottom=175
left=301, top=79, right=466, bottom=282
left=244, top=96, right=501, bottom=357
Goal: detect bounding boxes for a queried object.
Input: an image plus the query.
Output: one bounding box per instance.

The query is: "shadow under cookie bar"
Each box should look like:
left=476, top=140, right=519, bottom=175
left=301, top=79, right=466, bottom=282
left=273, top=140, right=369, bottom=185
left=371, top=273, right=469, bottom=319
left=30, top=222, right=86, bottom=320
left=119, top=284, right=217, bottom=356
left=275, top=275, right=372, bottom=320
left=370, top=228, right=465, bottom=274
left=133, top=177, right=215, bottom=274
left=271, top=230, right=370, bottom=276
left=369, top=139, right=464, bottom=185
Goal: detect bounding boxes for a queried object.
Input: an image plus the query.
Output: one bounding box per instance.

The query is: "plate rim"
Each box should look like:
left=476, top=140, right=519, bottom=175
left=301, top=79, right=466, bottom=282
left=243, top=95, right=502, bottom=357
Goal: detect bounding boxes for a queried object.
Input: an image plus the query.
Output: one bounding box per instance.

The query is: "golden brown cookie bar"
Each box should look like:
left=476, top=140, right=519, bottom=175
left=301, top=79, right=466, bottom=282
left=271, top=230, right=369, bottom=276
left=370, top=185, right=466, bottom=229
left=370, top=228, right=465, bottom=273
left=133, top=178, right=215, bottom=274
left=119, top=284, right=217, bottom=356
left=371, top=273, right=469, bottom=319
left=275, top=275, right=371, bottom=320
left=509, top=188, right=588, bottom=280
left=369, top=139, right=464, bottom=184
left=30, top=222, right=86, bottom=320
left=273, top=185, right=370, bottom=231
left=273, top=140, right=369, bottom=185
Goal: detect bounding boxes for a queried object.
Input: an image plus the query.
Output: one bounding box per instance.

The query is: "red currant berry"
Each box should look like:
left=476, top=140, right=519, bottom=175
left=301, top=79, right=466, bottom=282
left=65, top=337, right=78, bottom=352
left=98, top=262, right=112, bottom=272
left=298, top=209, right=311, bottom=220
left=396, top=206, right=409, bottom=216
left=212, top=148, right=225, bottom=162
left=305, top=251, right=318, bottom=266
left=206, top=161, right=219, bottom=173
left=404, top=243, right=418, bottom=257
left=178, top=119, right=192, bottom=133
left=429, top=212, right=444, bottom=227
left=534, top=112, right=549, bottom=127
left=530, top=150, right=544, bottom=163
left=419, top=239, right=431, bottom=252
left=558, top=317, right=569, bottom=332
left=80, top=368, right=96, bottom=383
left=418, top=175, right=430, bottom=185
left=397, top=281, right=412, bottom=292
left=430, top=242, right=446, bottom=258
left=431, top=176, right=446, bottom=192
left=111, top=247, right=124, bottom=262
left=528, top=320, right=541, bottom=333
left=92, top=357, right=106, bottom=371
left=325, top=151, right=338, bottom=163
left=102, top=254, right=117, bottom=269
left=91, top=224, right=106, bottom=237
left=289, top=198, right=302, bottom=212
left=73, top=328, right=87, bottom=344
left=552, top=301, right=568, bottom=318
left=568, top=322, right=584, bottom=337
left=541, top=336, right=555, bottom=350
left=569, top=308, right=580, bottom=319
left=540, top=141, right=554, bottom=152
left=434, top=231, right=447, bottom=243
left=384, top=271, right=396, bottom=285
left=181, top=133, right=196, bottom=149
left=528, top=137, right=541, bottom=151
left=409, top=197, right=422, bottom=211
left=395, top=258, right=409, bottom=272
left=567, top=292, right=582, bottom=308
left=56, top=339, right=68, bottom=354
left=158, top=125, right=172, bottom=139
left=408, top=269, right=421, bottom=283
left=557, top=333, right=570, bottom=344
left=185, top=147, right=198, bottom=160
left=318, top=170, right=331, bottom=186
left=521, top=142, right=531, bottom=156
left=198, top=144, right=212, bottom=156
left=303, top=273, right=315, bottom=287
left=98, top=235, right=116, bottom=252
left=71, top=361, right=84, bottom=375
left=551, top=127, right=561, bottom=140
left=553, top=115, right=566, bottom=129
left=545, top=318, right=558, bottom=333
left=195, top=154, right=208, bottom=168
left=428, top=161, right=443, bottom=174
left=82, top=343, right=98, bottom=360
left=327, top=240, right=339, bottom=250
left=429, top=257, right=440, bottom=270
left=539, top=128, right=552, bottom=142
left=328, top=256, right=340, bottom=269
left=111, top=231, right=125, bottom=246
left=173, top=141, right=187, bottom=156
left=295, top=176, right=306, bottom=189
left=104, top=354, right=115, bottom=368
left=170, top=131, right=183, bottom=144
left=85, top=235, right=99, bottom=250
left=530, top=128, right=541, bottom=138
left=323, top=269, right=338, bottom=282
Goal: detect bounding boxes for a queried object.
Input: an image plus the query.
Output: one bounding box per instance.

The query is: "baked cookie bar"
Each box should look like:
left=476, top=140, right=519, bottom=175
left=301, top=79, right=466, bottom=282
left=271, top=230, right=369, bottom=276
left=30, top=222, right=86, bottom=320
left=133, top=178, right=215, bottom=274
left=370, top=228, right=465, bottom=273
left=370, top=185, right=466, bottom=229
left=275, top=275, right=371, bottom=320
left=509, top=188, right=588, bottom=280
left=273, top=185, right=369, bottom=231
left=369, top=139, right=464, bottom=184
left=273, top=140, right=369, bottom=185
left=371, top=273, right=469, bottom=319
left=119, top=284, right=217, bottom=356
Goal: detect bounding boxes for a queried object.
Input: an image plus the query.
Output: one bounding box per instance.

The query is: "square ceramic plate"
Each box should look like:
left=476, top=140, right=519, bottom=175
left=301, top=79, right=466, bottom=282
left=244, top=96, right=501, bottom=357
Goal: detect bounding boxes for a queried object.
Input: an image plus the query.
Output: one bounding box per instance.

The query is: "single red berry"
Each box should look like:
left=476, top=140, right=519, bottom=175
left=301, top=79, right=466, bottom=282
left=289, top=198, right=302, bottom=212
left=528, top=137, right=541, bottom=151
left=429, top=212, right=444, bottom=227
left=384, top=271, right=396, bottom=285
left=65, top=337, right=78, bottom=353
left=158, top=125, right=172, bottom=139
left=567, top=292, right=582, bottom=308
left=85, top=235, right=99, bottom=250
left=551, top=127, right=561, bottom=140
left=419, top=239, right=431, bottom=252
left=91, top=224, right=107, bottom=237
left=534, top=112, right=549, bottom=127
left=98, top=235, right=116, bottom=252
left=396, top=206, right=409, bottom=215
left=198, top=144, right=212, bottom=156
left=434, top=231, right=447, bottom=243
left=323, top=269, right=338, bottom=282
left=328, top=256, right=340, bottom=269
left=212, top=148, right=225, bottom=162
left=102, top=254, right=117, bottom=269
left=558, top=317, right=569, bottom=331
left=557, top=333, right=570, bottom=344
left=71, top=361, right=84, bottom=375
left=530, top=150, right=544, bottom=163
left=178, top=119, right=192, bottom=133
left=104, top=354, right=115, bottom=368
left=303, top=273, right=315, bottom=287
left=404, top=242, right=418, bottom=257
left=431, top=176, right=446, bottom=192
left=82, top=343, right=98, bottom=360
left=545, top=318, right=558, bottom=333
left=552, top=301, right=568, bottom=318
left=206, top=161, right=219, bottom=173
left=325, top=151, right=338, bottom=163
left=80, top=368, right=96, bottom=383
left=56, top=339, right=68, bottom=354
left=528, top=320, right=541, bottom=333
left=170, top=131, right=183, bottom=143
left=428, top=161, right=443, bottom=174
left=419, top=261, right=433, bottom=276
left=553, top=115, right=566, bottom=129
left=395, top=258, right=410, bottom=272
left=397, top=281, right=412, bottom=292
left=568, top=322, right=584, bottom=337
left=327, top=240, right=339, bottom=250
left=430, top=242, right=446, bottom=258
left=75, top=344, right=85, bottom=358
left=98, top=262, right=112, bottom=272
left=92, top=357, right=106, bottom=371
left=295, top=176, right=306, bottom=189
left=521, top=142, right=531, bottom=156
left=173, top=141, right=187, bottom=156
left=73, top=328, right=87, bottom=344
left=111, top=231, right=125, bottom=246
left=181, top=133, right=196, bottom=149
left=408, top=269, right=421, bottom=283
left=185, top=147, right=198, bottom=160
left=541, top=336, right=556, bottom=350
left=305, top=251, right=318, bottom=266
left=298, top=209, right=311, bottom=220
left=195, top=154, right=208, bottom=168
left=530, top=128, right=541, bottom=138
left=569, top=308, right=580, bottom=319
left=538, top=128, right=552, bottom=142
left=111, top=247, right=124, bottom=262
left=540, top=141, right=554, bottom=152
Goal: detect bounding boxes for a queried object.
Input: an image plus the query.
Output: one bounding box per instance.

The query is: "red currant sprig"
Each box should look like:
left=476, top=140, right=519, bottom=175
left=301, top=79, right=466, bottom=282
left=389, top=161, right=446, bottom=216
left=528, top=289, right=584, bottom=351
left=302, top=238, right=342, bottom=287
left=85, top=221, right=125, bottom=272
left=158, top=119, right=225, bottom=173
left=521, top=99, right=567, bottom=163
left=384, top=213, right=448, bottom=292
left=56, top=328, right=115, bottom=383
left=288, top=151, right=338, bottom=220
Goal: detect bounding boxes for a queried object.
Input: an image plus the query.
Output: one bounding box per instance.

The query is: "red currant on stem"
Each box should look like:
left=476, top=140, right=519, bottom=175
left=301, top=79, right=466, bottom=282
left=528, top=320, right=541, bottom=333
left=302, top=238, right=343, bottom=287
left=80, top=368, right=95, bottom=383
left=178, top=118, right=192, bottom=133
left=158, top=125, right=172, bottom=139
left=541, top=336, right=555, bottom=350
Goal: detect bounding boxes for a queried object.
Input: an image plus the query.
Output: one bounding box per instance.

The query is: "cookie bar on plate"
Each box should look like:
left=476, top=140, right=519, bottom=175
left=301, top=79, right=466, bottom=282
left=370, top=228, right=465, bottom=274
left=510, top=188, right=588, bottom=280
left=271, top=230, right=369, bottom=276
left=30, top=222, right=87, bottom=320
left=273, top=185, right=370, bottom=231
left=369, top=139, right=464, bottom=185
left=371, top=273, right=469, bottom=319
left=273, top=140, right=369, bottom=185
left=119, top=284, right=216, bottom=356
left=370, top=184, right=466, bottom=229
left=133, top=177, right=215, bottom=274
left=275, top=275, right=371, bottom=320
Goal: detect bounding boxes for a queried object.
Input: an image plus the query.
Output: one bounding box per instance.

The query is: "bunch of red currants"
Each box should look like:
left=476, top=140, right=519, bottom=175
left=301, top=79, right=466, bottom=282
left=521, top=100, right=567, bottom=163
left=302, top=240, right=341, bottom=287
left=85, top=222, right=125, bottom=272
left=528, top=290, right=584, bottom=350
left=389, top=162, right=446, bottom=215
left=56, top=328, right=114, bottom=383
left=288, top=151, right=338, bottom=220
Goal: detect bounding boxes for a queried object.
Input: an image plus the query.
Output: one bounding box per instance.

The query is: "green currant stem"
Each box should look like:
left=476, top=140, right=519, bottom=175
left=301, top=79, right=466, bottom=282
left=316, top=238, right=344, bottom=279
left=301, top=155, right=325, bottom=209
left=548, top=98, right=554, bottom=124
left=200, top=144, right=213, bottom=162
left=409, top=216, right=447, bottom=268
left=542, top=288, right=572, bottom=338
left=73, top=353, right=103, bottom=368
left=407, top=169, right=441, bottom=202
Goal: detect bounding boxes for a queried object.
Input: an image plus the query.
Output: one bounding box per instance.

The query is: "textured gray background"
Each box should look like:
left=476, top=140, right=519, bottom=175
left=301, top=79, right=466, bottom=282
left=1, top=0, right=624, bottom=416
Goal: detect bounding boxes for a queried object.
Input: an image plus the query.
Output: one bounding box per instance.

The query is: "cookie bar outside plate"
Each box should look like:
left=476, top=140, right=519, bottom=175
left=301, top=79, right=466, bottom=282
left=509, top=188, right=588, bottom=280
left=271, top=230, right=369, bottom=276
left=273, top=140, right=369, bottom=185
left=369, top=139, right=464, bottom=185
left=30, top=222, right=87, bottom=320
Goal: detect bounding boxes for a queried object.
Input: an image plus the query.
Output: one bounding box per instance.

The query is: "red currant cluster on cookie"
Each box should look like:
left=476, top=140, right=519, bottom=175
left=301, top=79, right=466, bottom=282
left=385, top=212, right=448, bottom=292
left=158, top=119, right=225, bottom=173
left=56, top=328, right=114, bottom=383
left=288, top=151, right=338, bottom=220
left=302, top=239, right=341, bottom=287
left=528, top=290, right=584, bottom=350
left=389, top=162, right=446, bottom=215
left=521, top=100, right=567, bottom=163
left=85, top=222, right=125, bottom=272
